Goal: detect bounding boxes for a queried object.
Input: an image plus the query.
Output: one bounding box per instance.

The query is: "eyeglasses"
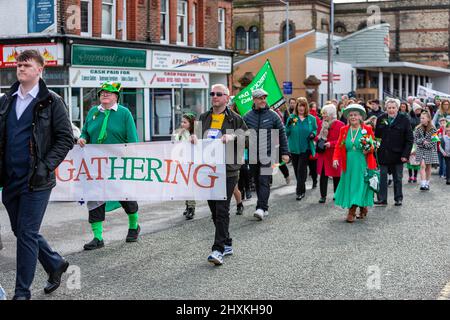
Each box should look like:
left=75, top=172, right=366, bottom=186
left=100, top=92, right=114, bottom=97
left=210, top=92, right=226, bottom=97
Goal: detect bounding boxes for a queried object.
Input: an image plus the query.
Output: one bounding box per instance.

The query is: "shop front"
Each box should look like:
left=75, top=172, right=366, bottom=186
left=149, top=50, right=231, bottom=140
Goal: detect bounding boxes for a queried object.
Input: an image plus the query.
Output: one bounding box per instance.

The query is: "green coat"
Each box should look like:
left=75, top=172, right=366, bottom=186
left=285, top=114, right=317, bottom=156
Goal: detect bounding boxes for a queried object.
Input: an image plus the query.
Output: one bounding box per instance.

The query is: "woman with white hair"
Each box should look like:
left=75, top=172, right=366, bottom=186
left=316, top=104, right=345, bottom=203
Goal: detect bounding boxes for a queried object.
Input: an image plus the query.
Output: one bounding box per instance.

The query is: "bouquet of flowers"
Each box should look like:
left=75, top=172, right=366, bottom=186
left=359, top=129, right=375, bottom=152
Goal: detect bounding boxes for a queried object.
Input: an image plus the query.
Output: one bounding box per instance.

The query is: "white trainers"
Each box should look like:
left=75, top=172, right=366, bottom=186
left=254, top=209, right=265, bottom=221
left=207, top=250, right=224, bottom=265
left=264, top=210, right=269, bottom=217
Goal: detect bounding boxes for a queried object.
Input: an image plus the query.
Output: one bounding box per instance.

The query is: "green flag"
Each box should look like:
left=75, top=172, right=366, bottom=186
left=234, top=60, right=285, bottom=116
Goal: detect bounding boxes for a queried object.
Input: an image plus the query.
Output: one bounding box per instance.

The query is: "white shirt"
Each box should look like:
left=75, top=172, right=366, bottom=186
left=97, top=103, right=118, bottom=112
left=12, top=83, right=40, bottom=120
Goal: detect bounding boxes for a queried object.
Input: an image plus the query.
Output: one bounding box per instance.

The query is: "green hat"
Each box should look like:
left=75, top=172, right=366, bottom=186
left=97, top=81, right=122, bottom=97
left=343, top=103, right=367, bottom=120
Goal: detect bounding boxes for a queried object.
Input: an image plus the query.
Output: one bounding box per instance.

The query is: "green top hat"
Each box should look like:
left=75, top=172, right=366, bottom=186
left=97, top=81, right=122, bottom=97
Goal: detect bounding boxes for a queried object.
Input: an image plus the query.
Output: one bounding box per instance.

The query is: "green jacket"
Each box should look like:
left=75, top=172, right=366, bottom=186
left=285, top=114, right=317, bottom=156
left=81, top=104, right=138, bottom=144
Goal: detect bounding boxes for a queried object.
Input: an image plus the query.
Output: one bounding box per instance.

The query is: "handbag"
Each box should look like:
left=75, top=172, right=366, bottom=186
left=316, top=138, right=326, bottom=153
left=364, top=168, right=380, bottom=193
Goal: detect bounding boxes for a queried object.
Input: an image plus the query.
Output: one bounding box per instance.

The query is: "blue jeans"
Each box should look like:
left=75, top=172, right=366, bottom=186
left=2, top=174, right=64, bottom=299
left=438, top=152, right=447, bottom=177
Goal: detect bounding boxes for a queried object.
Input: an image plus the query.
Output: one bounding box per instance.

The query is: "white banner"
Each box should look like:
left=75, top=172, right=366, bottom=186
left=152, top=51, right=232, bottom=73
left=417, top=85, right=450, bottom=100
left=69, top=67, right=152, bottom=88
left=148, top=71, right=209, bottom=89
left=50, top=140, right=226, bottom=201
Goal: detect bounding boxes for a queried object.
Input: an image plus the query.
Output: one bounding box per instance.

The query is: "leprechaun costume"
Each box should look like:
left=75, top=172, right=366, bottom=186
left=80, top=82, right=140, bottom=250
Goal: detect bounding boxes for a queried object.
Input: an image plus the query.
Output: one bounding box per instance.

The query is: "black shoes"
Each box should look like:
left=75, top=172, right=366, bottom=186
left=126, top=225, right=141, bottom=243
left=185, top=207, right=195, bottom=220
left=12, top=295, right=30, bottom=300
left=374, top=200, right=387, bottom=206
left=447, top=181, right=450, bottom=185
left=318, top=197, right=326, bottom=203
left=245, top=191, right=252, bottom=200
left=312, top=181, right=318, bottom=189
left=44, top=260, right=69, bottom=294
left=296, top=194, right=305, bottom=201
left=83, top=238, right=105, bottom=250
left=236, top=203, right=244, bottom=215
left=394, top=200, right=402, bottom=206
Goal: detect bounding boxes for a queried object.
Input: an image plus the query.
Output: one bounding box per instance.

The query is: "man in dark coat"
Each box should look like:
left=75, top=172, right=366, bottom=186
left=0, top=50, right=73, bottom=299
left=374, top=98, right=413, bottom=206
left=243, top=89, right=290, bottom=221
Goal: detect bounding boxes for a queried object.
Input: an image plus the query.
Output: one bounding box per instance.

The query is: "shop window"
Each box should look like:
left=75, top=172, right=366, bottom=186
left=160, top=0, right=169, bottom=44
left=152, top=89, right=173, bottom=136
left=121, top=89, right=145, bottom=141
left=218, top=8, right=226, bottom=49
left=235, top=26, right=246, bottom=51
left=249, top=26, right=260, bottom=51
left=177, top=0, right=188, bottom=45
left=102, top=0, right=116, bottom=38
left=334, top=22, right=346, bottom=34
left=81, top=0, right=92, bottom=36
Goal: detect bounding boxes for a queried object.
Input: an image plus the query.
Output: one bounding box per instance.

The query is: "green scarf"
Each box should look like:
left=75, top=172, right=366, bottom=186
left=97, top=109, right=111, bottom=144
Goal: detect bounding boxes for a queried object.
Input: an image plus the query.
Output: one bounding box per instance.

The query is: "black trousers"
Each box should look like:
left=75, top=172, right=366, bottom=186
left=279, top=163, right=290, bottom=179
left=292, top=151, right=310, bottom=195
left=2, top=174, right=64, bottom=299
left=250, top=164, right=272, bottom=211
left=319, top=166, right=340, bottom=198
left=88, top=201, right=139, bottom=223
left=308, top=158, right=318, bottom=184
left=378, top=164, right=404, bottom=202
left=238, top=164, right=251, bottom=193
left=208, top=176, right=237, bottom=253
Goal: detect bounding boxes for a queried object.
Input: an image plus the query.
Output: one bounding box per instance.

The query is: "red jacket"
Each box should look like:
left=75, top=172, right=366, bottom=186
left=317, top=120, right=345, bottom=177
left=332, top=124, right=378, bottom=172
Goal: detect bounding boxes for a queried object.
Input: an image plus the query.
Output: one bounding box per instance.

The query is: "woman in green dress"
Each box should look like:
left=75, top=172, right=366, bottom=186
left=332, top=104, right=378, bottom=223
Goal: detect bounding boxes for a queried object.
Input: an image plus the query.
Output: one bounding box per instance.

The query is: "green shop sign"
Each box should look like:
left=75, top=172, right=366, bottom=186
left=72, top=45, right=147, bottom=68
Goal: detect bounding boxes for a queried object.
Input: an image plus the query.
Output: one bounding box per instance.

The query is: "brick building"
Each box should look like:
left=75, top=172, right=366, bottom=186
left=0, top=0, right=233, bottom=141
left=233, top=0, right=450, bottom=68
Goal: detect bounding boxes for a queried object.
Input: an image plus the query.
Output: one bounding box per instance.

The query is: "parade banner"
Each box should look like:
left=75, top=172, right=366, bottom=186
left=234, top=60, right=285, bottom=116
left=50, top=140, right=226, bottom=201
left=417, top=85, right=450, bottom=100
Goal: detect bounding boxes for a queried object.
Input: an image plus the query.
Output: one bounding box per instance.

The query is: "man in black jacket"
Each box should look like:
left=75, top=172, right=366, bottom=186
left=374, top=98, right=413, bottom=206
left=195, top=84, right=248, bottom=266
left=243, top=89, right=290, bottom=221
left=0, top=50, right=74, bottom=299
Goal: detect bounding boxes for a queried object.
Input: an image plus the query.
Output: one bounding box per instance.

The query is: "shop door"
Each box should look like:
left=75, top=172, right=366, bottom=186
left=121, top=89, right=145, bottom=141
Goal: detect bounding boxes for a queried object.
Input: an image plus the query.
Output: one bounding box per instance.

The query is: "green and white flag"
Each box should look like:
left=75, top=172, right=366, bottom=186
left=234, top=60, right=285, bottom=116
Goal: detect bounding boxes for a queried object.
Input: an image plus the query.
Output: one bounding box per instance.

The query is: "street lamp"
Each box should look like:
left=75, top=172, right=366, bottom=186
left=279, top=0, right=290, bottom=86
left=327, top=0, right=334, bottom=100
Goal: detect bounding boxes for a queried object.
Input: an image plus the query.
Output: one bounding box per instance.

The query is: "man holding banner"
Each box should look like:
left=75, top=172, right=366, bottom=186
left=78, top=82, right=141, bottom=250
left=196, top=84, right=248, bottom=266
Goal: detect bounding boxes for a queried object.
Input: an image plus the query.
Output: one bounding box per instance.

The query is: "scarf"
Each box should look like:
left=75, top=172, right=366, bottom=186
left=97, top=109, right=111, bottom=144
left=318, top=119, right=336, bottom=140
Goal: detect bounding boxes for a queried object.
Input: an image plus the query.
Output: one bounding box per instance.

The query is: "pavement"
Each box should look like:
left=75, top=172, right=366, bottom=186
left=0, top=165, right=449, bottom=300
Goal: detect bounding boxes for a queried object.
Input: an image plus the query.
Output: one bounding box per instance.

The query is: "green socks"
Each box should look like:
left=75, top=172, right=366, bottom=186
left=128, top=212, right=139, bottom=230
left=91, top=222, right=103, bottom=241
left=91, top=213, right=138, bottom=240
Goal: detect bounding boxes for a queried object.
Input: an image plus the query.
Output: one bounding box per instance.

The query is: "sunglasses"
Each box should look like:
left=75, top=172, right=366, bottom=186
left=210, top=92, right=226, bottom=97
